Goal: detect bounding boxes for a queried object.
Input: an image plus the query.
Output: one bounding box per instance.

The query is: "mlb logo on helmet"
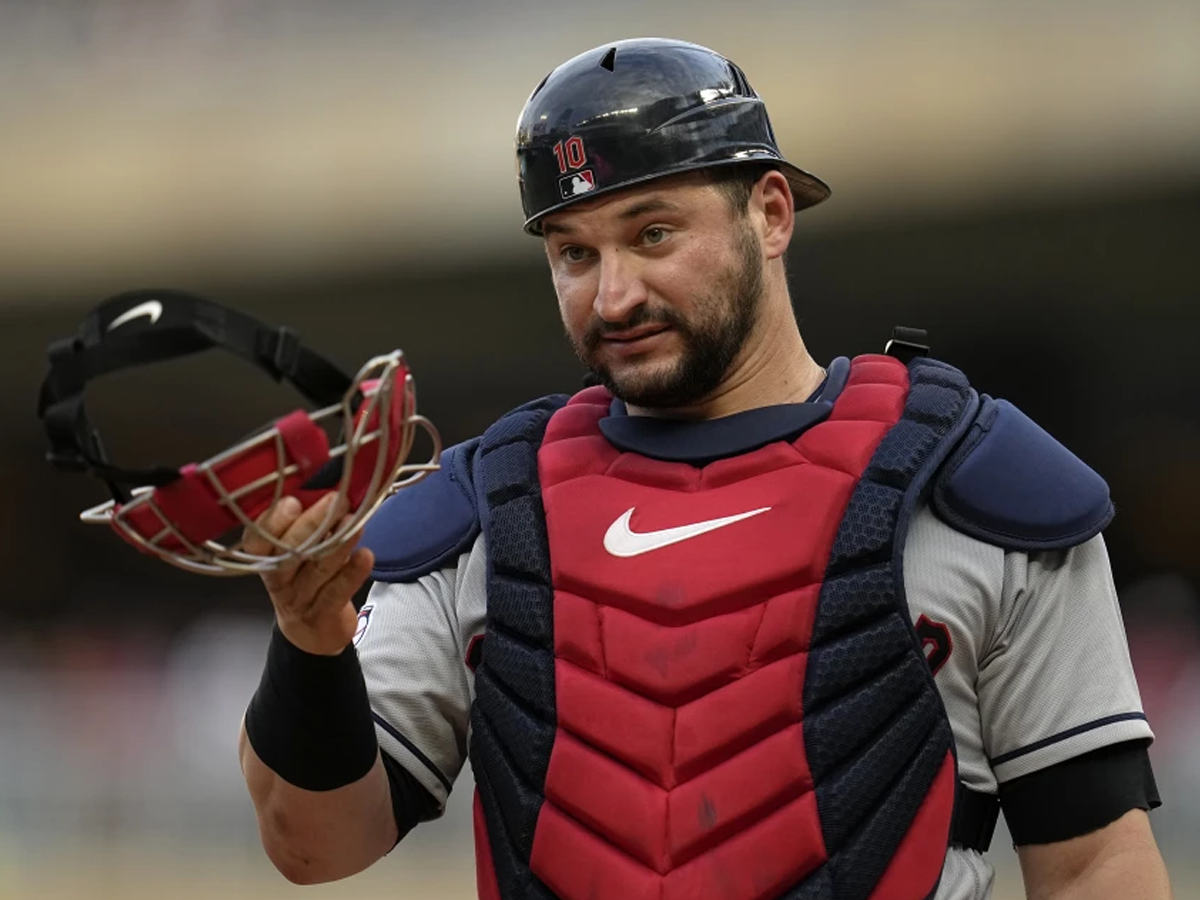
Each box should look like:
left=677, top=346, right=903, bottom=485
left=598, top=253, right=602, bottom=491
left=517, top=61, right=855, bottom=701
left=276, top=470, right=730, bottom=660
left=559, top=169, right=595, bottom=200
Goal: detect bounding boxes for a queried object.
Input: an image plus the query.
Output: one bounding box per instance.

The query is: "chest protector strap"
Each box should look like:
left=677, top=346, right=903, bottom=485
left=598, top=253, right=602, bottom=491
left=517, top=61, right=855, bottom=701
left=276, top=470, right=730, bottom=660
left=470, top=358, right=979, bottom=900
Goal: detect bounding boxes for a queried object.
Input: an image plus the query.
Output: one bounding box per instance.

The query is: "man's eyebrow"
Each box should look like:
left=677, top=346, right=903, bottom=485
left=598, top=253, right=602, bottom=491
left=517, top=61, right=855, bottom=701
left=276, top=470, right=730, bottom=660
left=618, top=198, right=679, bottom=220
left=541, top=197, right=680, bottom=237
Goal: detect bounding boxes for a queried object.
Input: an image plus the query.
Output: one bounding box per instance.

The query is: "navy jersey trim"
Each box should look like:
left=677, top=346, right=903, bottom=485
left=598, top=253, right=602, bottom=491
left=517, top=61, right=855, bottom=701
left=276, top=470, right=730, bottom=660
left=372, top=711, right=454, bottom=793
left=990, top=712, right=1149, bottom=767
left=380, top=750, right=441, bottom=843
left=598, top=356, right=850, bottom=465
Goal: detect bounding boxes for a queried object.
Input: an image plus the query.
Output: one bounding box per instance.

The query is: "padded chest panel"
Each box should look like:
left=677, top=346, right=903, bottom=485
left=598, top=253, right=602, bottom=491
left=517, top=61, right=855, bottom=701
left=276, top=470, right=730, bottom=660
left=469, top=357, right=978, bottom=900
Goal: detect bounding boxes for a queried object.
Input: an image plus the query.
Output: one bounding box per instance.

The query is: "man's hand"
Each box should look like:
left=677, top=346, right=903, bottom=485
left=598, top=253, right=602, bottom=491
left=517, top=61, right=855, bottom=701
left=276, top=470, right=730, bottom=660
left=244, top=493, right=375, bottom=656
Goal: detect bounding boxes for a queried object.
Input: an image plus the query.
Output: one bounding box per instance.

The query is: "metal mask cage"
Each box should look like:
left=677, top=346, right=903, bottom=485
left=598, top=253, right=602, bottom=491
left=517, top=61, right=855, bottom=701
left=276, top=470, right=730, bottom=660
left=78, top=350, right=441, bottom=576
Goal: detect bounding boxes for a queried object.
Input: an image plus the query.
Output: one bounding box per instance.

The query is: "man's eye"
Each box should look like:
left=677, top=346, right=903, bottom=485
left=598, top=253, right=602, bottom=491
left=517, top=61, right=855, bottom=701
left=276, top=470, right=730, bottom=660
left=642, top=227, right=668, bottom=245
left=561, top=246, right=589, bottom=263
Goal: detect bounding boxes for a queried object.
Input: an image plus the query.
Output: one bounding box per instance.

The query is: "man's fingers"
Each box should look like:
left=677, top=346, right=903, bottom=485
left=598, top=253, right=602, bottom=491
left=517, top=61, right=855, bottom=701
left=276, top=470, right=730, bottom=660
left=309, top=548, right=376, bottom=622
left=243, top=495, right=303, bottom=556
left=270, top=546, right=374, bottom=655
left=279, top=492, right=350, bottom=553
left=253, top=493, right=349, bottom=594
left=289, top=538, right=361, bottom=617
left=260, top=501, right=357, bottom=600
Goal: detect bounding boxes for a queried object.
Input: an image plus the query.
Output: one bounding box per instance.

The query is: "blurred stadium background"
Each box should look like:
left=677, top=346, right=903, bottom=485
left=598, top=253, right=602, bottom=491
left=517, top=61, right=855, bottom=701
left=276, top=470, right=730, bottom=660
left=1, top=1, right=1197, bottom=898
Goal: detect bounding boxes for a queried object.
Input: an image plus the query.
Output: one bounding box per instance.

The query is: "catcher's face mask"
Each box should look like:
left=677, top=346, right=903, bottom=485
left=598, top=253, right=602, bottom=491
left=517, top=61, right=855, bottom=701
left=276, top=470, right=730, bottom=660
left=38, top=289, right=440, bottom=576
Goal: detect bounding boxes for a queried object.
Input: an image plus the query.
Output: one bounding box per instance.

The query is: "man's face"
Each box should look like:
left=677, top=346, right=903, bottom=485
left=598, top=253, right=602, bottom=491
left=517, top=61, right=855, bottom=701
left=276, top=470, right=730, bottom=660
left=541, top=175, right=765, bottom=410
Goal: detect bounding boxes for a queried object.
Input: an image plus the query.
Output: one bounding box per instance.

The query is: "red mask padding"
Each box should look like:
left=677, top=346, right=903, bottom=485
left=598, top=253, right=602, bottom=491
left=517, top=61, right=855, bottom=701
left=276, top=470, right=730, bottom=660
left=111, top=372, right=409, bottom=555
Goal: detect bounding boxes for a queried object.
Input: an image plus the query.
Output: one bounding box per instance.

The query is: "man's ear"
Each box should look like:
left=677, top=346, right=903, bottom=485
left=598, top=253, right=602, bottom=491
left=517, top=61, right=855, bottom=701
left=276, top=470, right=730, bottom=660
left=755, top=169, right=795, bottom=261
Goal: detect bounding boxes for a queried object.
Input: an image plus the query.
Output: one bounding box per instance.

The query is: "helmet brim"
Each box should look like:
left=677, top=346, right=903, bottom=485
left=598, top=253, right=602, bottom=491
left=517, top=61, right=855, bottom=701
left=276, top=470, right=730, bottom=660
left=524, top=158, right=830, bottom=236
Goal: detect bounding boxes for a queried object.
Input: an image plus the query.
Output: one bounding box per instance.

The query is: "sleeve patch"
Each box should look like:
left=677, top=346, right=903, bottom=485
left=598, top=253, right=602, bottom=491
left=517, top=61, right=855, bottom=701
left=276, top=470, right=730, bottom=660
left=465, top=634, right=485, bottom=673
left=915, top=614, right=953, bottom=676
left=352, top=603, right=374, bottom=647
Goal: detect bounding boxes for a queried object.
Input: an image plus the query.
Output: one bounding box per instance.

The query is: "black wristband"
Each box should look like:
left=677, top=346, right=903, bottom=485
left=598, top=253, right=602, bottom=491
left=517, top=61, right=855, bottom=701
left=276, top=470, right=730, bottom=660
left=244, top=623, right=379, bottom=791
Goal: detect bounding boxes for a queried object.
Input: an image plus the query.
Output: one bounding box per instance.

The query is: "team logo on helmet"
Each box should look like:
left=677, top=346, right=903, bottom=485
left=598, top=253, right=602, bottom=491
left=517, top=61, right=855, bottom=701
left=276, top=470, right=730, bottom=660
left=559, top=170, right=595, bottom=199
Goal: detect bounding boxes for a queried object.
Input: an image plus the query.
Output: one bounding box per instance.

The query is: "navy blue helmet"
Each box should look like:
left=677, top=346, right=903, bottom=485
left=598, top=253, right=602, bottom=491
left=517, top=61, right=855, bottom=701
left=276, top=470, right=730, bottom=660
left=515, top=38, right=830, bottom=234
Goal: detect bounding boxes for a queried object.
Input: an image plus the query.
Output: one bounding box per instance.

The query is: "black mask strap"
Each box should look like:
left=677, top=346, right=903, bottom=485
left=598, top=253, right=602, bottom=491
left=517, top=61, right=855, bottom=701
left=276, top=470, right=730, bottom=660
left=884, top=326, right=931, bottom=364
left=38, top=289, right=354, bottom=502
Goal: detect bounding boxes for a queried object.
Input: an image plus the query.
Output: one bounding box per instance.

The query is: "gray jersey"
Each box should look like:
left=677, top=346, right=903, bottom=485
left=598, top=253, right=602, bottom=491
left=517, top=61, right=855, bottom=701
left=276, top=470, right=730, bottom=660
left=355, top=504, right=1152, bottom=900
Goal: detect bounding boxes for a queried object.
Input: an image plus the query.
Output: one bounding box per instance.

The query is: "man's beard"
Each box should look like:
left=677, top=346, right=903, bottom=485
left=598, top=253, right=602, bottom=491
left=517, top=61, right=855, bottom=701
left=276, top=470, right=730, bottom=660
left=574, top=223, right=765, bottom=410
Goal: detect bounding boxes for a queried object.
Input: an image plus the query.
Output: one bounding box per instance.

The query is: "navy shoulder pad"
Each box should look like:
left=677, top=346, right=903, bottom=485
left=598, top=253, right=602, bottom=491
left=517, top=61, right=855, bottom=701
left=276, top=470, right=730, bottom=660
left=931, top=397, right=1114, bottom=552
left=361, top=438, right=481, bottom=582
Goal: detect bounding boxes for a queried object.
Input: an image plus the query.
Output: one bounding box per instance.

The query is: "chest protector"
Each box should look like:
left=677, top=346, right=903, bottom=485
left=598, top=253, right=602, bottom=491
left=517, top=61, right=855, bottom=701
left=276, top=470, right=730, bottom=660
left=468, top=355, right=978, bottom=900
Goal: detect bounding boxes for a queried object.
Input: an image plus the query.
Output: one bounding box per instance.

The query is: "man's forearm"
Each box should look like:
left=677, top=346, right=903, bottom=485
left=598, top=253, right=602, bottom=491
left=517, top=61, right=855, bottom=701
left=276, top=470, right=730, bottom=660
left=238, top=618, right=397, bottom=884
left=239, top=722, right=397, bottom=884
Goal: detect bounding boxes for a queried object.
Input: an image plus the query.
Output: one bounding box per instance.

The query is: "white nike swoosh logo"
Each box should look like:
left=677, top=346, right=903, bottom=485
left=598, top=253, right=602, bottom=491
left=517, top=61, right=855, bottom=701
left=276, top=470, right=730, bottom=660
left=603, top=506, right=772, bottom=558
left=107, top=300, right=163, bottom=331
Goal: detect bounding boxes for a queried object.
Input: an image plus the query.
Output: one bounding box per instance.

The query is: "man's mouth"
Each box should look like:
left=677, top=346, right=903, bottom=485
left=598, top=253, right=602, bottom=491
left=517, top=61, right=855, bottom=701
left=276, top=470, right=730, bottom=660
left=602, top=324, right=671, bottom=344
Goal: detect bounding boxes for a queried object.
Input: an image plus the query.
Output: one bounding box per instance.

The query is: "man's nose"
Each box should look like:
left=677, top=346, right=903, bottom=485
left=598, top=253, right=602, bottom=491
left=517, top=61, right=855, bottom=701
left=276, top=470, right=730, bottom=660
left=594, top=249, right=648, bottom=323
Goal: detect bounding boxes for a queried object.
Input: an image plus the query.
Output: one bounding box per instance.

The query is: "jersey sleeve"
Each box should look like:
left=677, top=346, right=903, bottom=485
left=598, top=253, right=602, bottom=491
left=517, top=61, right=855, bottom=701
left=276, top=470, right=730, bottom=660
left=354, top=534, right=488, bottom=809
left=977, top=533, right=1154, bottom=785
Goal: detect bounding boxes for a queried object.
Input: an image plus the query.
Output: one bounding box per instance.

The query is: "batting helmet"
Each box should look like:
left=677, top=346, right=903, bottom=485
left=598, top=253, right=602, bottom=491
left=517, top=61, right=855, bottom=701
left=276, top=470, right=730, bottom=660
left=515, top=37, right=830, bottom=234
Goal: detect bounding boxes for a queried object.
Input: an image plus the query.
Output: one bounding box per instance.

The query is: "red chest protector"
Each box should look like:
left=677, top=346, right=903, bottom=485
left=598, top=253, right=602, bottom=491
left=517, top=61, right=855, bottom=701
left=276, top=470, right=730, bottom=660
left=469, top=355, right=978, bottom=900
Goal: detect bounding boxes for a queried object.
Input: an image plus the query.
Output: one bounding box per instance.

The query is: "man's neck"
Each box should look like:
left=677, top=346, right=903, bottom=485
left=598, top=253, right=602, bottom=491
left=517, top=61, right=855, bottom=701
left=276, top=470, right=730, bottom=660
left=627, top=296, right=824, bottom=421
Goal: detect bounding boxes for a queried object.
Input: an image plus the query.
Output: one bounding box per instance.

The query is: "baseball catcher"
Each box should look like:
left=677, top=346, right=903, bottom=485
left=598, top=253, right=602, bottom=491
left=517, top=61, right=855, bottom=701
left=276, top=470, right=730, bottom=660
left=49, top=37, right=1174, bottom=900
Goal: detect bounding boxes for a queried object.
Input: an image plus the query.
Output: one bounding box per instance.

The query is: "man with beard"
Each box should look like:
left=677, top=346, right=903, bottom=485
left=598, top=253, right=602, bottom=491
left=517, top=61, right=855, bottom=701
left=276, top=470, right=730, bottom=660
left=237, top=38, right=1172, bottom=900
